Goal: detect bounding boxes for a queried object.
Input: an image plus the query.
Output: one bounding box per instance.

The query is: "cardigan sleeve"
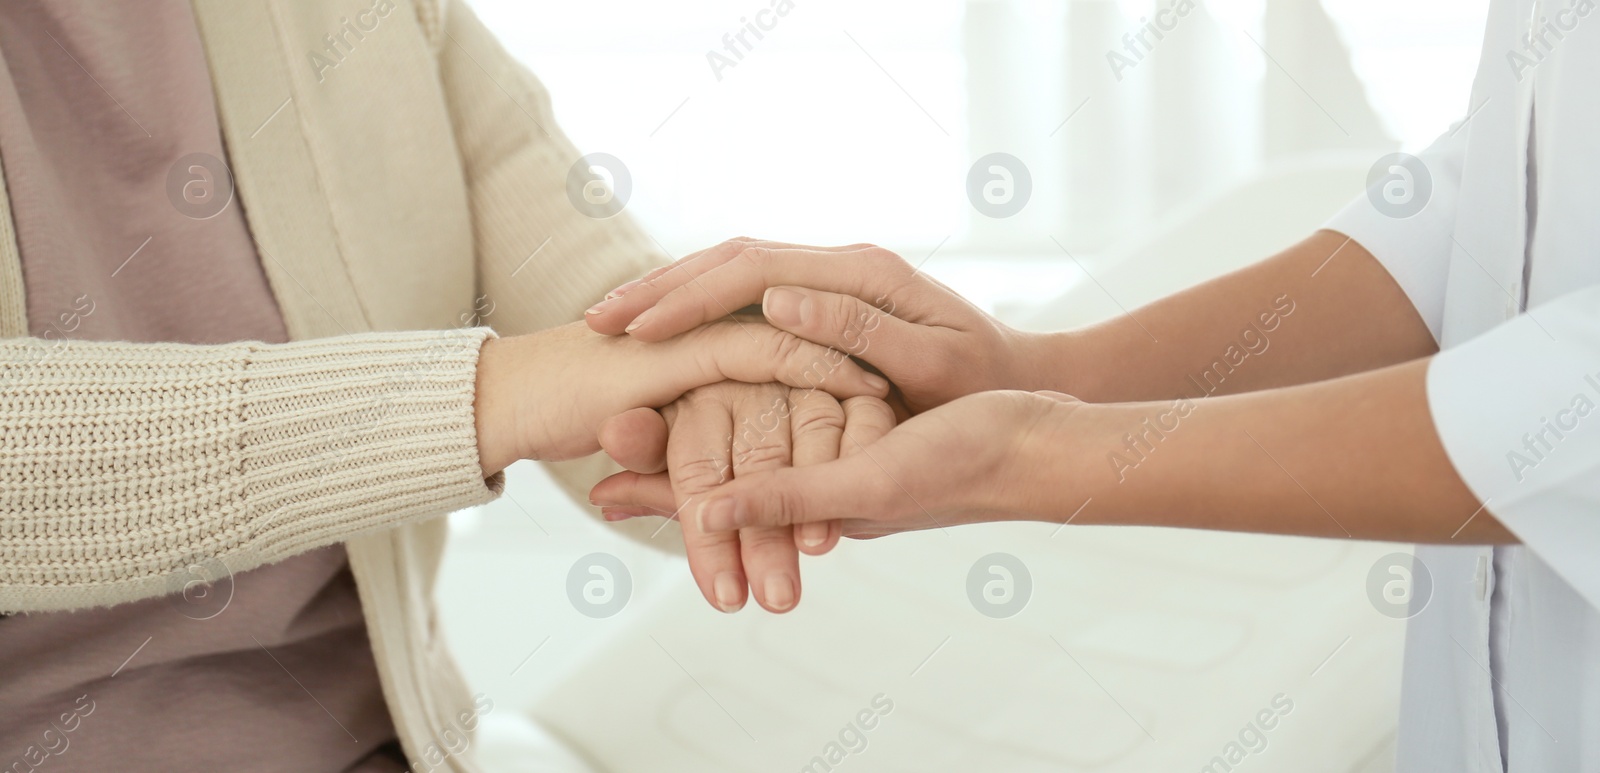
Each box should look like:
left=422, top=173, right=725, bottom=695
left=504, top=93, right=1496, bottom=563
left=0, top=328, right=501, bottom=613
left=431, top=1, right=682, bottom=548
left=434, top=1, right=665, bottom=340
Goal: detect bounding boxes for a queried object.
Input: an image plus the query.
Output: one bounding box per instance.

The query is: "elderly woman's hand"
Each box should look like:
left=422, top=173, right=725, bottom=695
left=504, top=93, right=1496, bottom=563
left=472, top=320, right=889, bottom=475
left=588, top=385, right=896, bottom=613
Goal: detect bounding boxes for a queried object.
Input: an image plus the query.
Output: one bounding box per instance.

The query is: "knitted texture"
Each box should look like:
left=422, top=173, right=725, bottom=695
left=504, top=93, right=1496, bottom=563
left=0, top=329, right=499, bottom=612
left=0, top=1, right=668, bottom=766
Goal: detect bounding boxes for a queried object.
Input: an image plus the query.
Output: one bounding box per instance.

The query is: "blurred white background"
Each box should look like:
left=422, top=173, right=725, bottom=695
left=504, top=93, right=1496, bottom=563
left=438, top=1, right=1491, bottom=771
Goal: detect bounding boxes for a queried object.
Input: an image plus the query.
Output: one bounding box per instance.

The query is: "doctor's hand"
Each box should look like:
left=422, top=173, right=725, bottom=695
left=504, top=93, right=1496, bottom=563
left=473, top=320, right=889, bottom=476
left=588, top=384, right=896, bottom=613
left=686, top=390, right=1091, bottom=539
left=584, top=239, right=1059, bottom=414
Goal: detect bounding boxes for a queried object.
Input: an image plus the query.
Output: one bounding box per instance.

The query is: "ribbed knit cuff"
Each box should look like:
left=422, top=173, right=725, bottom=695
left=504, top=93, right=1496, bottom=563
left=240, top=328, right=503, bottom=558
left=0, top=329, right=500, bottom=612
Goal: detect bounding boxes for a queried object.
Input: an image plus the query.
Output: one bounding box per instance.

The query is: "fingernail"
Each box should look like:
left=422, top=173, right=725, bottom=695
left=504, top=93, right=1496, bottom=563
left=765, top=575, right=796, bottom=611
left=585, top=297, right=618, bottom=316
left=714, top=572, right=744, bottom=613
left=863, top=372, right=889, bottom=393
left=799, top=521, right=828, bottom=548
left=625, top=307, right=659, bottom=334
left=699, top=498, right=737, bottom=531
left=763, top=287, right=806, bottom=327
left=606, top=279, right=642, bottom=300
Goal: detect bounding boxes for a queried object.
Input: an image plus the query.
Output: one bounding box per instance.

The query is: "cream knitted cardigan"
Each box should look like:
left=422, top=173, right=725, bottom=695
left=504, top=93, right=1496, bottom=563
left=0, top=0, right=663, bottom=768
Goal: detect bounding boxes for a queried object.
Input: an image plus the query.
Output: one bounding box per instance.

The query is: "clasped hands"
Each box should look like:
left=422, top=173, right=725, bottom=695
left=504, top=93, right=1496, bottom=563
left=575, top=238, right=1096, bottom=614
left=473, top=238, right=1099, bottom=615
left=477, top=231, right=1477, bottom=607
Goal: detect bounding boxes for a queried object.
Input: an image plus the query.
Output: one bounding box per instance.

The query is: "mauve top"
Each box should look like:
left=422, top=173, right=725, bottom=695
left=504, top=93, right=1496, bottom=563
left=0, top=2, right=405, bottom=770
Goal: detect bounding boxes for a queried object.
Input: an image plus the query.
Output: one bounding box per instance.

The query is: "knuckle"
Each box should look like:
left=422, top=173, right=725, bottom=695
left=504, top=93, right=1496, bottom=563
left=861, top=244, right=895, bottom=263
left=636, top=274, right=662, bottom=293
left=672, top=456, right=731, bottom=493
left=789, top=386, right=841, bottom=412
left=770, top=487, right=805, bottom=528
left=638, top=271, right=675, bottom=295
left=790, top=398, right=846, bottom=437
left=685, top=320, right=733, bottom=350
left=642, top=257, right=683, bottom=283
left=685, top=526, right=739, bottom=552
left=870, top=247, right=915, bottom=278
left=842, top=395, right=894, bottom=423
left=766, top=329, right=808, bottom=367
left=734, top=440, right=790, bottom=471
left=683, top=382, right=737, bottom=404
left=834, top=294, right=869, bottom=335
left=739, top=527, right=792, bottom=552
left=737, top=245, right=773, bottom=270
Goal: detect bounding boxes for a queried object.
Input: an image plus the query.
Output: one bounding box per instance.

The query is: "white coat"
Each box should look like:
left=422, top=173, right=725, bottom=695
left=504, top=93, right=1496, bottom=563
left=1328, top=0, right=1600, bottom=769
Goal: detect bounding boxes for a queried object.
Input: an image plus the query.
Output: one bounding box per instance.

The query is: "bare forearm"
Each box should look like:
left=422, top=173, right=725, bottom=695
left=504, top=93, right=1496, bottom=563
left=1042, top=358, right=1512, bottom=543
left=1044, top=230, right=1438, bottom=403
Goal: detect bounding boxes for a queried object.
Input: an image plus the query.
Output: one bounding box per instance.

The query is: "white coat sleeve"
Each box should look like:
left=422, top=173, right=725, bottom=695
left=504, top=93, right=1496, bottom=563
left=1427, top=288, right=1600, bottom=608
left=1323, top=126, right=1472, bottom=343
left=1328, top=123, right=1600, bottom=607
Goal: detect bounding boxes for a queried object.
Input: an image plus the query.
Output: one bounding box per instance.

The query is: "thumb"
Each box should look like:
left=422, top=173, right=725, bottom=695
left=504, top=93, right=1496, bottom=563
left=694, top=454, right=898, bottom=532
left=761, top=286, right=928, bottom=382
left=597, top=407, right=669, bottom=473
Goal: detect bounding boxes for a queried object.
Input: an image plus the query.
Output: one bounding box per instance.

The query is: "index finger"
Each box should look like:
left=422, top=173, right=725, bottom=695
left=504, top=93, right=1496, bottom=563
left=586, top=239, right=872, bottom=335
left=664, top=395, right=748, bottom=614
left=588, top=244, right=914, bottom=342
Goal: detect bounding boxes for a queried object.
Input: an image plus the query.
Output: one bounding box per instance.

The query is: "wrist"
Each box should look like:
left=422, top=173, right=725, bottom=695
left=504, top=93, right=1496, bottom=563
left=1008, top=395, right=1132, bottom=523
left=1006, top=329, right=1096, bottom=398
left=474, top=336, right=529, bottom=476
